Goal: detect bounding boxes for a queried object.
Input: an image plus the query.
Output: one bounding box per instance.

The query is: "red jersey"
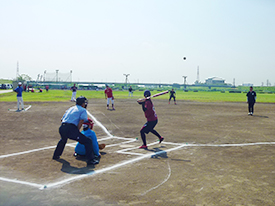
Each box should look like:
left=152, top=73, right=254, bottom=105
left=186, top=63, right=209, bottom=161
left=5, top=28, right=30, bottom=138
left=105, top=88, right=113, bottom=98
left=144, top=99, right=157, bottom=121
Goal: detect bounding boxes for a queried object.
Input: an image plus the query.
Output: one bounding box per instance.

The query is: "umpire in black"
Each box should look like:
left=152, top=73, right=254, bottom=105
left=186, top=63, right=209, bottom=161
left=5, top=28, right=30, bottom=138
left=53, top=96, right=99, bottom=166
left=246, top=86, right=257, bottom=116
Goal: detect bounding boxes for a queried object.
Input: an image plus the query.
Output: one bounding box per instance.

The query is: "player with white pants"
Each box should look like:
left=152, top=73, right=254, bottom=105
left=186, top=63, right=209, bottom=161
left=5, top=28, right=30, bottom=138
left=104, top=85, right=115, bottom=110
left=70, top=84, right=77, bottom=102
left=14, top=82, right=24, bottom=111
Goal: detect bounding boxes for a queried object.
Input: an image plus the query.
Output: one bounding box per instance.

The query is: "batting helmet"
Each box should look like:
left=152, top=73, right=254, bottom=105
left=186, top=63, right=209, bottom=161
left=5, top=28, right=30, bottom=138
left=144, top=90, right=151, bottom=97
left=76, top=96, right=88, bottom=108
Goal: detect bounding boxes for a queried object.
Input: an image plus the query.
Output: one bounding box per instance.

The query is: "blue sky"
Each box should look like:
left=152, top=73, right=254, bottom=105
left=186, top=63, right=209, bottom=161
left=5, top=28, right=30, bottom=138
left=1, top=0, right=275, bottom=86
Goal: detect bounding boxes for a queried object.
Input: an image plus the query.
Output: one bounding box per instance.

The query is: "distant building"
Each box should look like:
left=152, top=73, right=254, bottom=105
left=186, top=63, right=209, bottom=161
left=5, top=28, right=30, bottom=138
left=205, top=77, right=225, bottom=85
left=242, top=83, right=253, bottom=87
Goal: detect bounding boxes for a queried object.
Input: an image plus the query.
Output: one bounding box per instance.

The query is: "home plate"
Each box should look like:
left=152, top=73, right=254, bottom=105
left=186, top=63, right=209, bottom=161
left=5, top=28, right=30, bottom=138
left=119, top=144, right=135, bottom=148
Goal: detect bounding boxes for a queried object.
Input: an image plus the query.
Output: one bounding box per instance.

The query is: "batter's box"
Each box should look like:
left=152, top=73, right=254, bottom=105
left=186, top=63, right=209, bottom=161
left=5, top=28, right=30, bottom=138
left=116, top=141, right=183, bottom=156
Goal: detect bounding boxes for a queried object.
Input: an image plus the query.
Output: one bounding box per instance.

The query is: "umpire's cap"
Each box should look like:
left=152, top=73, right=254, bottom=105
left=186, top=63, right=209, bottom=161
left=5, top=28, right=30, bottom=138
left=144, top=90, right=151, bottom=97
left=76, top=96, right=88, bottom=108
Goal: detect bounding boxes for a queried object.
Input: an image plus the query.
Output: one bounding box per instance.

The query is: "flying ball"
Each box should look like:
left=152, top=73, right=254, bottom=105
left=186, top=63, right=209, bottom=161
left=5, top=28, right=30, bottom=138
left=183, top=57, right=186, bottom=60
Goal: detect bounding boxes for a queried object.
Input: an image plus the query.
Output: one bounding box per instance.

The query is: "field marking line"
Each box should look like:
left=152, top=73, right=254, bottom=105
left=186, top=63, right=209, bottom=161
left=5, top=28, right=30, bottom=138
left=186, top=142, right=275, bottom=147
left=43, top=144, right=186, bottom=190
left=98, top=111, right=120, bottom=129
left=106, top=139, right=137, bottom=148
left=140, top=160, right=171, bottom=196
left=116, top=151, right=144, bottom=156
left=66, top=139, right=137, bottom=149
left=0, top=145, right=56, bottom=159
left=0, top=177, right=43, bottom=189
left=87, top=110, right=112, bottom=137
left=24, top=105, right=32, bottom=111
left=8, top=105, right=32, bottom=112
left=1, top=108, right=275, bottom=190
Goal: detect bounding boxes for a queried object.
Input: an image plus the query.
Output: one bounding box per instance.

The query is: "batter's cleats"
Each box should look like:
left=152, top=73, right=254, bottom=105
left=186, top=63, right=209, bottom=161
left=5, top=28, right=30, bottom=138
left=139, top=145, right=148, bottom=149
left=159, top=137, right=164, bottom=143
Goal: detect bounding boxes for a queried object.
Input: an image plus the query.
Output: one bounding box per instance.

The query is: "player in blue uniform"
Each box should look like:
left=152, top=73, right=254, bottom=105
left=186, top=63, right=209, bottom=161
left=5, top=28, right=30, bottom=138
left=14, top=82, right=24, bottom=111
left=52, top=96, right=99, bottom=166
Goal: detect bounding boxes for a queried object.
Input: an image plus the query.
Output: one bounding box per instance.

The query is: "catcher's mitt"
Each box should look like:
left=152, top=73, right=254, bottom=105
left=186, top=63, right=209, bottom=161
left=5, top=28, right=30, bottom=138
left=99, top=144, right=106, bottom=150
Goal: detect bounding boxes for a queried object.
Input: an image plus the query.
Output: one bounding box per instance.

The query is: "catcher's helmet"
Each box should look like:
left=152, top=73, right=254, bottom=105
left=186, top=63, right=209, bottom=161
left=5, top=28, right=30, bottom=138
left=76, top=96, right=88, bottom=108
left=144, top=90, right=151, bottom=97
left=83, top=118, right=94, bottom=129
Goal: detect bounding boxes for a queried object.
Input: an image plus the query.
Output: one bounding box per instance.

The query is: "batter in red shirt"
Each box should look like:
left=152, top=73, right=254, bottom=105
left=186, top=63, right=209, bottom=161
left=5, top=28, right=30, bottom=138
left=104, top=85, right=115, bottom=110
left=137, top=90, right=164, bottom=149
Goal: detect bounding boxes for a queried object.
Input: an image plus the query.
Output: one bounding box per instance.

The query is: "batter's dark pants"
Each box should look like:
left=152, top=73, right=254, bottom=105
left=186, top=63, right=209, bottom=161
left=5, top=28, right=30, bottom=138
left=169, top=95, right=176, bottom=102
left=53, top=123, right=95, bottom=162
left=140, top=119, right=162, bottom=146
left=248, top=102, right=255, bottom=113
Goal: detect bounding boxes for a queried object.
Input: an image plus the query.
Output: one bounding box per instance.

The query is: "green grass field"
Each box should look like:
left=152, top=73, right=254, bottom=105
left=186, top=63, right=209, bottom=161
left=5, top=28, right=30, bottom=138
left=1, top=89, right=275, bottom=103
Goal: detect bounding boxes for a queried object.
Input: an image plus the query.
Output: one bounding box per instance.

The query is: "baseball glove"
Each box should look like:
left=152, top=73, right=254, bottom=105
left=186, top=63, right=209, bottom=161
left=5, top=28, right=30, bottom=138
left=99, top=144, right=106, bottom=150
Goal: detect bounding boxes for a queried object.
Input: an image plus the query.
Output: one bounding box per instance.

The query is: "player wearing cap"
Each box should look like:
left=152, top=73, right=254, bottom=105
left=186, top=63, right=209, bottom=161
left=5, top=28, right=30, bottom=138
left=70, top=84, right=77, bottom=102
left=104, top=85, right=115, bottom=110
left=169, top=88, right=176, bottom=105
left=14, top=82, right=24, bottom=111
left=137, top=90, right=164, bottom=149
left=74, top=118, right=105, bottom=160
left=52, top=96, right=99, bottom=166
left=246, top=86, right=257, bottom=116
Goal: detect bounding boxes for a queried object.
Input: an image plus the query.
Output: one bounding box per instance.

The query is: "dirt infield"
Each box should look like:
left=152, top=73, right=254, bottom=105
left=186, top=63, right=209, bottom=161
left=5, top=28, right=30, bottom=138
left=0, top=99, right=275, bottom=206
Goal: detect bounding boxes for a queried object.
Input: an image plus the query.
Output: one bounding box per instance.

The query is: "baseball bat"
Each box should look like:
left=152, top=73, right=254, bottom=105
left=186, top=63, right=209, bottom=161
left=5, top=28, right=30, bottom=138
left=137, top=90, right=169, bottom=103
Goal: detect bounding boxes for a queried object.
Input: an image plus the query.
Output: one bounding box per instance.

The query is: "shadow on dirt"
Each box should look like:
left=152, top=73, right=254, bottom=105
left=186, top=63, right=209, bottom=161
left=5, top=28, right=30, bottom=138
left=54, top=159, right=95, bottom=174
left=252, top=115, right=269, bottom=118
left=149, top=146, right=191, bottom=162
left=149, top=147, right=168, bottom=159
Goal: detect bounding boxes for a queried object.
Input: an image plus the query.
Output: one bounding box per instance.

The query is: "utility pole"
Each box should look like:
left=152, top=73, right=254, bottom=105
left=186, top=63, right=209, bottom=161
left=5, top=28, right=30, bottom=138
left=196, top=66, right=199, bottom=84
left=182, top=76, right=187, bottom=90
left=123, top=74, right=130, bottom=89
left=44, top=70, right=46, bottom=82
left=56, top=70, right=59, bottom=82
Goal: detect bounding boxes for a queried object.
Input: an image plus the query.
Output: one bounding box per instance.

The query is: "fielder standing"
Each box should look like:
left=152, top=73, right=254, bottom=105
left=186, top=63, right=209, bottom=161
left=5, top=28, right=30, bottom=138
left=246, top=86, right=256, bottom=116
left=104, top=85, right=115, bottom=110
left=128, top=86, right=133, bottom=97
left=137, top=90, right=164, bottom=149
left=52, top=96, right=99, bottom=166
left=14, top=82, right=24, bottom=111
left=70, top=83, right=77, bottom=102
left=169, top=88, right=176, bottom=105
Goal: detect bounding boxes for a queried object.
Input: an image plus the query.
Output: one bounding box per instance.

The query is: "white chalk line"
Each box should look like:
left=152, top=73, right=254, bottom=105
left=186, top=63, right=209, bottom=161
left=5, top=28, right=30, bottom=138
left=0, top=145, right=57, bottom=159
left=8, top=105, right=32, bottom=112
left=140, top=160, right=171, bottom=196
left=87, top=110, right=112, bottom=137
left=0, top=177, right=43, bottom=189
left=1, top=108, right=275, bottom=190
left=44, top=144, right=184, bottom=190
